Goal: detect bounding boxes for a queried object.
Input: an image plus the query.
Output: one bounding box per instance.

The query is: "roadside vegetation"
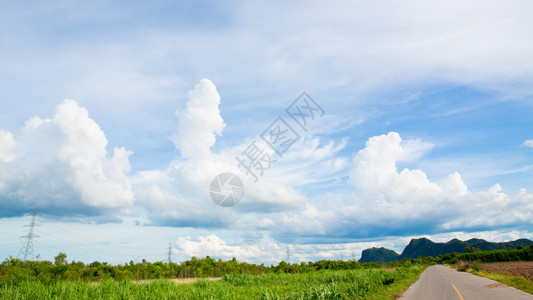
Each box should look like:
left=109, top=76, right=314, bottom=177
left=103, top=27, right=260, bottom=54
left=470, top=268, right=533, bottom=295
left=444, top=245, right=533, bottom=295
left=0, top=266, right=424, bottom=299
left=0, top=253, right=428, bottom=299
left=2, top=245, right=531, bottom=298
left=437, top=244, right=533, bottom=264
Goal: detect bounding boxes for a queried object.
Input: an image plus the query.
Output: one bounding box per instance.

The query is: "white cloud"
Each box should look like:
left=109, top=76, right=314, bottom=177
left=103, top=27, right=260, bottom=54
left=174, top=229, right=533, bottom=264
left=523, top=139, right=533, bottom=148
left=176, top=235, right=281, bottom=261
left=136, top=79, right=348, bottom=226
left=4, top=0, right=533, bottom=137
left=170, top=79, right=225, bottom=160
left=134, top=79, right=241, bottom=227
left=53, top=100, right=134, bottom=208
left=0, top=100, right=134, bottom=216
left=0, top=130, right=17, bottom=164
left=348, top=132, right=444, bottom=199
left=176, top=234, right=371, bottom=263
left=253, top=132, right=531, bottom=240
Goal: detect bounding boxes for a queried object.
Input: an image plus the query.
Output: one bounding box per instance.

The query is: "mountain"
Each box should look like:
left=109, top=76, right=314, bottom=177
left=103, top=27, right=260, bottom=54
left=359, top=247, right=400, bottom=263
left=400, top=237, right=533, bottom=259
left=358, top=238, right=533, bottom=263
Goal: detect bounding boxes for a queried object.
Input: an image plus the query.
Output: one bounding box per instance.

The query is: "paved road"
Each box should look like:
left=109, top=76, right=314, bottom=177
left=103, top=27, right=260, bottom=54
left=401, top=265, right=533, bottom=300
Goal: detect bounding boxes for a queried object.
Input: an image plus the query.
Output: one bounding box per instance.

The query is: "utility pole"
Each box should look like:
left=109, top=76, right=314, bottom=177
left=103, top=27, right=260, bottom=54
left=18, top=210, right=40, bottom=261
left=167, top=243, right=172, bottom=263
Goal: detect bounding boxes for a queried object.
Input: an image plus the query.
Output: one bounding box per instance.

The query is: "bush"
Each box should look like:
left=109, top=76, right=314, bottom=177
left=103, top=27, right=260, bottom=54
left=472, top=262, right=480, bottom=272
left=454, top=260, right=472, bottom=272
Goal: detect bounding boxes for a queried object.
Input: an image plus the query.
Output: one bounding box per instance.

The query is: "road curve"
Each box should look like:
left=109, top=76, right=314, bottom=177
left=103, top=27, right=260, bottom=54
left=401, top=265, right=533, bottom=300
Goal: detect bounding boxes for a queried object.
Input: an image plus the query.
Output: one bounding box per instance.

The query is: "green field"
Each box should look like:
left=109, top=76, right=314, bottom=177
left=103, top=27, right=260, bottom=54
left=0, top=266, right=423, bottom=299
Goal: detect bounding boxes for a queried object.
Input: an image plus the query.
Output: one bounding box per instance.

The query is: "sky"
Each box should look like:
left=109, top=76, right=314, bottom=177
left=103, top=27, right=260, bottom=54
left=0, top=0, right=532, bottom=264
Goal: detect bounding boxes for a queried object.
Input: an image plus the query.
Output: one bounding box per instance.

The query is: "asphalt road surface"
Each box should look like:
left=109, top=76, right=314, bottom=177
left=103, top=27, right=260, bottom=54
left=401, top=265, right=533, bottom=300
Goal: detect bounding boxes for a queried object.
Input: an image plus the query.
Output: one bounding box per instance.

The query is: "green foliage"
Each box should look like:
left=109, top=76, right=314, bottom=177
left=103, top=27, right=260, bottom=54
left=438, top=245, right=533, bottom=264
left=0, top=256, right=425, bottom=299
left=54, top=252, right=67, bottom=266
left=471, top=262, right=480, bottom=272
left=472, top=270, right=533, bottom=295
left=359, top=247, right=401, bottom=263
left=400, top=237, right=532, bottom=260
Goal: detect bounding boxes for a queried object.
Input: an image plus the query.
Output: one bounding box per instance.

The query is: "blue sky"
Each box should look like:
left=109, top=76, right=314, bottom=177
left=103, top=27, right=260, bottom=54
left=1, top=0, right=532, bottom=264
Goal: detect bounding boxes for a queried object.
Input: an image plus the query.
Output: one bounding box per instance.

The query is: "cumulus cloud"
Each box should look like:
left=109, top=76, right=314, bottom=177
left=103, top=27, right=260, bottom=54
left=136, top=79, right=348, bottom=227
left=170, top=79, right=226, bottom=160
left=349, top=132, right=447, bottom=200
left=134, top=79, right=241, bottom=227
left=0, top=100, right=134, bottom=217
left=256, top=132, right=532, bottom=241
left=343, top=132, right=530, bottom=234
left=523, top=139, right=533, bottom=148
left=176, top=235, right=283, bottom=262
left=176, top=234, right=368, bottom=263
left=1, top=79, right=529, bottom=254
left=0, top=130, right=17, bottom=164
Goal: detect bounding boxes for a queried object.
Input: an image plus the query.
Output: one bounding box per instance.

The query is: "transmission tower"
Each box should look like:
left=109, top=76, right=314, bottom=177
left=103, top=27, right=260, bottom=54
left=18, top=210, right=41, bottom=261
left=286, top=246, right=290, bottom=263
left=167, top=243, right=172, bottom=263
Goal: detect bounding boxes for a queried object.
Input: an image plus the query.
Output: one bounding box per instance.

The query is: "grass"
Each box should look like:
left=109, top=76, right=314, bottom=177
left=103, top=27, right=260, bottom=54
left=0, top=266, right=425, bottom=299
left=470, top=270, right=533, bottom=295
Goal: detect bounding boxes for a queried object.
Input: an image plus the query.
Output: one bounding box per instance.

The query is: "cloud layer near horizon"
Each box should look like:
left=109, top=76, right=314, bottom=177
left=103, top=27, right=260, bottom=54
left=0, top=79, right=531, bottom=249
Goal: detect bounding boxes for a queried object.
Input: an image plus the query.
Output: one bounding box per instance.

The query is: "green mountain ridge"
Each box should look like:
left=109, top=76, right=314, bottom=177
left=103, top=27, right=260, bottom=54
left=358, top=238, right=533, bottom=263
left=359, top=247, right=400, bottom=263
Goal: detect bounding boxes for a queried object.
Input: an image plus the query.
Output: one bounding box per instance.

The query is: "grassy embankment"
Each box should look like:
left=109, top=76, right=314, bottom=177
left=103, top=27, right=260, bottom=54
left=0, top=266, right=424, bottom=299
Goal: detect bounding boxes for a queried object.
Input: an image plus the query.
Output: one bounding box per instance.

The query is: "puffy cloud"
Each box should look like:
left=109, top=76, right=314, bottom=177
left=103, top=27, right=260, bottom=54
left=175, top=230, right=533, bottom=264
left=523, top=139, right=533, bottom=148
left=258, top=132, right=532, bottom=241
left=137, top=79, right=347, bottom=227
left=170, top=79, right=225, bottom=160
left=0, top=100, right=134, bottom=217
left=176, top=235, right=282, bottom=262
left=134, top=79, right=241, bottom=227
left=348, top=132, right=445, bottom=200
left=1, top=80, right=529, bottom=252
left=345, top=133, right=531, bottom=233
left=53, top=101, right=134, bottom=208
left=176, top=234, right=366, bottom=263
left=0, top=130, right=17, bottom=164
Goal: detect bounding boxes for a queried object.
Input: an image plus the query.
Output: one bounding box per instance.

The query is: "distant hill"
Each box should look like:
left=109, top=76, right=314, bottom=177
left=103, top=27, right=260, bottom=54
left=358, top=238, right=533, bottom=263
left=359, top=247, right=400, bottom=263
left=400, top=238, right=533, bottom=259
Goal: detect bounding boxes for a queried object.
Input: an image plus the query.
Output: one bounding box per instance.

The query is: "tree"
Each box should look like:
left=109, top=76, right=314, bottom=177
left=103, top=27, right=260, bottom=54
left=54, top=252, right=67, bottom=266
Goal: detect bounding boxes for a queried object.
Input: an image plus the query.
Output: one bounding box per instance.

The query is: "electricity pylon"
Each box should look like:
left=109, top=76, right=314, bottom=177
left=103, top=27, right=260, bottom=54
left=18, top=210, right=40, bottom=261
left=167, top=243, right=172, bottom=263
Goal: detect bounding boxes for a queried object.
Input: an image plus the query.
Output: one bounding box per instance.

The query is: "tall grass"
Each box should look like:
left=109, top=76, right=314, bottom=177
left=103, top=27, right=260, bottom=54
left=0, top=266, right=424, bottom=299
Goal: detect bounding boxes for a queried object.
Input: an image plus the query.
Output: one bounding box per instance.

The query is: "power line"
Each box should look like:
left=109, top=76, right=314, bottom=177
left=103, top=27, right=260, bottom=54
left=17, top=210, right=41, bottom=261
